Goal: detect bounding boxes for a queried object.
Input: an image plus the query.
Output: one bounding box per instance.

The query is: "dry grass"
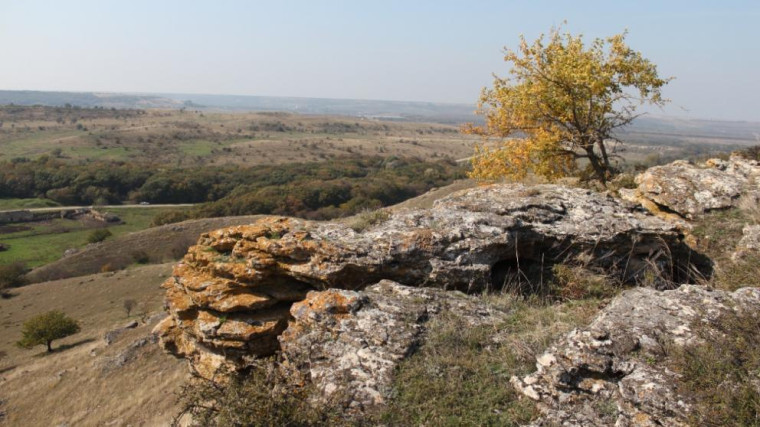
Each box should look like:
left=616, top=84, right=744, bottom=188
left=0, top=264, right=186, bottom=426
left=690, top=207, right=760, bottom=291
left=666, top=308, right=760, bottom=425
left=346, top=208, right=390, bottom=232
left=387, top=179, right=477, bottom=210
left=378, top=294, right=603, bottom=425
left=0, top=109, right=477, bottom=166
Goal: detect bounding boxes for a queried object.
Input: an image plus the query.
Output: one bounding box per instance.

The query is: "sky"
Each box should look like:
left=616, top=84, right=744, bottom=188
left=0, top=0, right=758, bottom=121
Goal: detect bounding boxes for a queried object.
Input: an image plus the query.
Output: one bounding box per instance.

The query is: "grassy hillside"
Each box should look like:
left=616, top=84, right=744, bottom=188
left=0, top=264, right=185, bottom=426
left=0, top=207, right=187, bottom=268
left=23, top=215, right=264, bottom=283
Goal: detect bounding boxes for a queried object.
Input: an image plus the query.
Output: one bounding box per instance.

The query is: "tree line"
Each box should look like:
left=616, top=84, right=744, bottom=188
left=0, top=155, right=465, bottom=220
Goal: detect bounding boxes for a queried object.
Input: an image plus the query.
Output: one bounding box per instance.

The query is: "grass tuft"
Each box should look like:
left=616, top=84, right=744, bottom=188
left=348, top=209, right=390, bottom=232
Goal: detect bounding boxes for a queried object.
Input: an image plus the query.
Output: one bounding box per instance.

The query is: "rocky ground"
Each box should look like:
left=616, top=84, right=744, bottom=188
left=3, top=152, right=759, bottom=426
left=153, top=152, right=760, bottom=425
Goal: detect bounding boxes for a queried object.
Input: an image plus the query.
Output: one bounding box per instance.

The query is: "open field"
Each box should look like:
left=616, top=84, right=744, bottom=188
left=0, top=206, right=188, bottom=268
left=0, top=106, right=476, bottom=166
left=0, top=198, right=62, bottom=210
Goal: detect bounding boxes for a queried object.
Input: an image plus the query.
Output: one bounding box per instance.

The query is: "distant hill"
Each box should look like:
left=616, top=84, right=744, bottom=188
left=1, top=90, right=760, bottom=139
left=0, top=90, right=476, bottom=124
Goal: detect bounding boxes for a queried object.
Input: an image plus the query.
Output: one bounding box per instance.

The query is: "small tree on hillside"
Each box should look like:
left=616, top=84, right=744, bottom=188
left=123, top=299, right=138, bottom=317
left=465, top=26, right=671, bottom=184
left=17, top=310, right=80, bottom=352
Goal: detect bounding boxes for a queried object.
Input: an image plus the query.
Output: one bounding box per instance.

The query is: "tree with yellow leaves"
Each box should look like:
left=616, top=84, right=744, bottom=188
left=465, top=27, right=671, bottom=184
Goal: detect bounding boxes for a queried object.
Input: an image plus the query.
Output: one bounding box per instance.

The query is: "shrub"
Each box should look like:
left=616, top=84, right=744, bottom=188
left=736, top=145, right=760, bottom=161
left=131, top=250, right=150, bottom=264
left=173, top=361, right=339, bottom=426
left=151, top=210, right=189, bottom=227
left=87, top=228, right=112, bottom=243
left=16, top=310, right=80, bottom=352
left=0, top=262, right=26, bottom=297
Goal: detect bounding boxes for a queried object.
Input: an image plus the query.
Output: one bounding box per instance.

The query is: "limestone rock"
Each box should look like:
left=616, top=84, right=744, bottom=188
left=155, top=184, right=707, bottom=377
left=103, top=320, right=140, bottom=345
left=733, top=224, right=760, bottom=260
left=620, top=155, right=760, bottom=220
left=511, top=285, right=760, bottom=426
left=278, top=280, right=507, bottom=413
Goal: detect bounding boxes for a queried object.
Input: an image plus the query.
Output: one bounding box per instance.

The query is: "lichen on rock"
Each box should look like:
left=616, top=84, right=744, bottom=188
left=620, top=155, right=760, bottom=220
left=154, top=183, right=707, bottom=379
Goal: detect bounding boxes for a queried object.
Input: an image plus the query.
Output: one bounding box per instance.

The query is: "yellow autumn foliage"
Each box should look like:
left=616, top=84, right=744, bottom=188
left=465, top=27, right=671, bottom=183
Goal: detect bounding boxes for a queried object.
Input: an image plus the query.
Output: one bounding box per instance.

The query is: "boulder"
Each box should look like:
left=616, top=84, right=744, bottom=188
left=103, top=320, right=139, bottom=345
left=278, top=280, right=508, bottom=414
left=155, top=184, right=708, bottom=378
left=620, top=155, right=760, bottom=220
left=511, top=285, right=760, bottom=426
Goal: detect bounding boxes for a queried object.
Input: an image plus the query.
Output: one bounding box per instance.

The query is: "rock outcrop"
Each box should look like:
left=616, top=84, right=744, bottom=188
left=620, top=155, right=760, bottom=220
left=511, top=285, right=760, bottom=426
left=155, top=184, right=707, bottom=378
left=278, top=280, right=508, bottom=414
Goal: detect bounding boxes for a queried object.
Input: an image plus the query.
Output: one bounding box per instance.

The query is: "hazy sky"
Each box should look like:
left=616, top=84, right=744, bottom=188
left=1, top=1, right=758, bottom=121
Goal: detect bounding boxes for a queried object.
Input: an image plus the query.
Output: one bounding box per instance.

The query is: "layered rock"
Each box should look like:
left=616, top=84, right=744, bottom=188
left=278, top=280, right=508, bottom=414
left=511, top=285, right=760, bottom=426
left=155, top=184, right=707, bottom=377
left=620, top=155, right=760, bottom=220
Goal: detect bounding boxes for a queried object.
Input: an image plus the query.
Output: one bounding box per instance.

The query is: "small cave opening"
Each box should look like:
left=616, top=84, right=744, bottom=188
left=490, top=255, right=552, bottom=297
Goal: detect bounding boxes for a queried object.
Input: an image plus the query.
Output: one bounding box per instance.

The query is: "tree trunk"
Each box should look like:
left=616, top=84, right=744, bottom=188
left=585, top=147, right=607, bottom=185
left=47, top=340, right=52, bottom=352
left=597, top=139, right=611, bottom=172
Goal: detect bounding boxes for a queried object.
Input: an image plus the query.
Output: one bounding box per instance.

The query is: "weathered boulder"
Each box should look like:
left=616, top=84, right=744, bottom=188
left=278, top=280, right=508, bottom=414
left=620, top=155, right=760, bottom=220
left=511, top=285, right=760, bottom=426
left=155, top=184, right=707, bottom=378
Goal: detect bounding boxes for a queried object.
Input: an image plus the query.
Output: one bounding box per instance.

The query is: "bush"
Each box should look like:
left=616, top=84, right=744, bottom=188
left=16, top=310, right=80, bottom=352
left=151, top=210, right=189, bottom=226
left=736, top=145, right=760, bottom=161
left=131, top=250, right=150, bottom=264
left=174, top=362, right=339, bottom=426
left=87, top=228, right=112, bottom=243
left=0, top=262, right=26, bottom=297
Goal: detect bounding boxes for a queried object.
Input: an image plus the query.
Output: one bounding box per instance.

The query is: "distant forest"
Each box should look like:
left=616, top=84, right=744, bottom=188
left=0, top=156, right=465, bottom=221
